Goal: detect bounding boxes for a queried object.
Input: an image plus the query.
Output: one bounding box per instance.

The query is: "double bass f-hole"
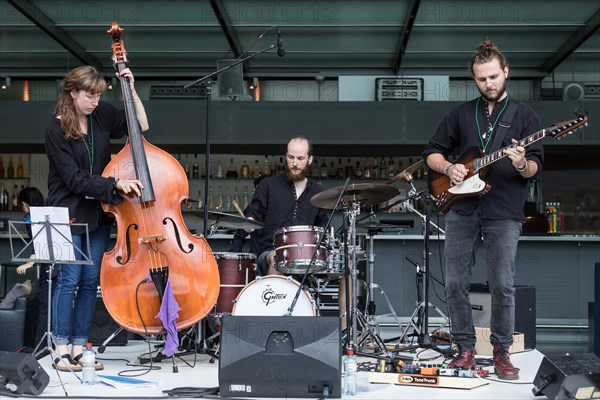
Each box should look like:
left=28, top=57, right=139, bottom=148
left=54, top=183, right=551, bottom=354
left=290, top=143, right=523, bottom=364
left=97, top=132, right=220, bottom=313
left=100, top=22, right=219, bottom=335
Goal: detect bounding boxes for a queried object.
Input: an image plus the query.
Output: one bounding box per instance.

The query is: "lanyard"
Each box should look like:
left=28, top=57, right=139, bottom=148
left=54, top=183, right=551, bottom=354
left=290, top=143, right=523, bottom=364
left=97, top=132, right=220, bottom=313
left=82, top=115, right=94, bottom=173
left=475, top=95, right=509, bottom=152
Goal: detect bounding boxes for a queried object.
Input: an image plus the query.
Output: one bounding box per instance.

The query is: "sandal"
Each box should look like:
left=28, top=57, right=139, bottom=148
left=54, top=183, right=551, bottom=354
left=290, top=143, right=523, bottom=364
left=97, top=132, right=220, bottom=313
left=53, top=354, right=82, bottom=372
left=73, top=353, right=104, bottom=371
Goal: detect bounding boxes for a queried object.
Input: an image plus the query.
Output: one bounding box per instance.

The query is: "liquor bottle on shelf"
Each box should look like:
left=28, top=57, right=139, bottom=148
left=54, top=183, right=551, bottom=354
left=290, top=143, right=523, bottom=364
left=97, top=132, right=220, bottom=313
left=320, top=158, right=328, bottom=179
left=277, top=157, right=285, bottom=174
left=7, top=155, right=14, bottom=178
left=226, top=158, right=238, bottom=178
left=195, top=190, right=203, bottom=210
left=252, top=160, right=262, bottom=178
left=263, top=156, right=270, bottom=177
left=364, top=159, right=371, bottom=179
left=379, top=157, right=386, bottom=179
left=16, top=155, right=25, bottom=178
left=371, top=158, right=379, bottom=179
left=12, top=184, right=19, bottom=210
left=215, top=160, right=224, bottom=179
left=242, top=186, right=250, bottom=209
left=0, top=156, right=4, bottom=178
left=344, top=158, right=353, bottom=178
left=328, top=161, right=336, bottom=179
left=240, top=160, right=250, bottom=179
left=336, top=158, right=344, bottom=178
left=224, top=188, right=232, bottom=212
left=207, top=187, right=215, bottom=211
left=354, top=161, right=363, bottom=179
left=387, top=157, right=395, bottom=178
left=192, top=163, right=199, bottom=179
left=269, top=156, right=277, bottom=176
left=311, top=157, right=320, bottom=178
left=0, top=184, right=8, bottom=210
left=216, top=187, right=224, bottom=211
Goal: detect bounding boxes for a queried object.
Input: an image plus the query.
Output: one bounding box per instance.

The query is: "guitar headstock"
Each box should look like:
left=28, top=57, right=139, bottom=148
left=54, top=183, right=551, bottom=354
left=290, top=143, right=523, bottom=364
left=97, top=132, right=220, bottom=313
left=107, top=22, right=127, bottom=69
left=547, top=111, right=589, bottom=140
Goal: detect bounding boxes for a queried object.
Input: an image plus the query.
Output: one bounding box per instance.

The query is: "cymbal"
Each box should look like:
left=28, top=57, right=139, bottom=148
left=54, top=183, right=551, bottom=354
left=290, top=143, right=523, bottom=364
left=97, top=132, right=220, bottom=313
left=186, top=211, right=263, bottom=229
left=310, top=183, right=399, bottom=209
left=387, top=159, right=424, bottom=184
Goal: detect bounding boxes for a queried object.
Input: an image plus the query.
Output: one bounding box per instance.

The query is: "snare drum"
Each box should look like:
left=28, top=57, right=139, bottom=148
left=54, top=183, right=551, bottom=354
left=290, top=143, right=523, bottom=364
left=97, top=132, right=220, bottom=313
left=214, top=252, right=256, bottom=315
left=232, top=275, right=315, bottom=316
left=273, top=225, right=327, bottom=274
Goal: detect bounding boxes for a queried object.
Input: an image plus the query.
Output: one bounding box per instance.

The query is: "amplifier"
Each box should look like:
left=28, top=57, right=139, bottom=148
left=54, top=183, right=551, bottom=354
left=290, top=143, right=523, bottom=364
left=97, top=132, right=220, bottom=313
left=469, top=284, right=536, bottom=349
left=533, top=353, right=600, bottom=400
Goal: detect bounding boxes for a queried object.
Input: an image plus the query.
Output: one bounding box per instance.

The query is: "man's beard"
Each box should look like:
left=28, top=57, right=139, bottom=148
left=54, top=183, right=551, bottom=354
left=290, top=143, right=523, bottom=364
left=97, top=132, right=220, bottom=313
left=479, top=81, right=507, bottom=103
left=285, top=163, right=311, bottom=183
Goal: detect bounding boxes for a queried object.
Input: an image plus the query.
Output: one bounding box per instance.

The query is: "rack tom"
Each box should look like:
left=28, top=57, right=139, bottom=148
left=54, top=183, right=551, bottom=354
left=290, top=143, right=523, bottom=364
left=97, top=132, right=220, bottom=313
left=273, top=225, right=327, bottom=274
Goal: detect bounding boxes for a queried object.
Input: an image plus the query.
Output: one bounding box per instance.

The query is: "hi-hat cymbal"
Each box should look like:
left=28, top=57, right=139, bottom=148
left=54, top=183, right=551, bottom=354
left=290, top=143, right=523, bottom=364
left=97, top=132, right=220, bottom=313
left=387, top=159, right=424, bottom=184
left=186, top=211, right=263, bottom=229
left=310, top=183, right=399, bottom=209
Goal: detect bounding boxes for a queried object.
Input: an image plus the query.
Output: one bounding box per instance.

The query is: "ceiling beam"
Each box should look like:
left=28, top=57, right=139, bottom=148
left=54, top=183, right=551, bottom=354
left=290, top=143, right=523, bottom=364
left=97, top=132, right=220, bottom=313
left=6, top=0, right=103, bottom=70
left=541, top=7, right=600, bottom=74
left=209, top=0, right=247, bottom=72
left=393, top=0, right=421, bottom=74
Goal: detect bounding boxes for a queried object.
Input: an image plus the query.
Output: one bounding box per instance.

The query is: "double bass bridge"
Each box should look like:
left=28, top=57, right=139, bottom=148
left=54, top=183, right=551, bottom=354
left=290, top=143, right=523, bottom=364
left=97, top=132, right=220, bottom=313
left=138, top=234, right=167, bottom=245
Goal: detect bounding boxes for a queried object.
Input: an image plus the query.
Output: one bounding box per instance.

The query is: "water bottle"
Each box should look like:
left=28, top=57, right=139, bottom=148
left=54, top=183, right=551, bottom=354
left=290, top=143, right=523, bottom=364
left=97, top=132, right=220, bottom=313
left=343, top=348, right=357, bottom=396
left=81, top=342, right=96, bottom=386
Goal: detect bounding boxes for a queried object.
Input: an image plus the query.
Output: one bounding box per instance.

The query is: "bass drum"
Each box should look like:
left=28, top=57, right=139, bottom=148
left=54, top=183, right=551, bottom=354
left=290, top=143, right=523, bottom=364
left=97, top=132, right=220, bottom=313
left=232, top=275, right=315, bottom=316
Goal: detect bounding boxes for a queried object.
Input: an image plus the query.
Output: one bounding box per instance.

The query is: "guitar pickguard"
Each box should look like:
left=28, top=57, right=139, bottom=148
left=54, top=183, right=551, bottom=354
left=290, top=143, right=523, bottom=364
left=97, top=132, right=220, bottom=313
left=447, top=173, right=487, bottom=195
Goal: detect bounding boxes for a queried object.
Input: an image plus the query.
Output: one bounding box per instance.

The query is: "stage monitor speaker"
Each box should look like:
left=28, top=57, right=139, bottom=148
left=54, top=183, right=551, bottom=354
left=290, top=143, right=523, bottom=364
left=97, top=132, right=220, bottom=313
left=88, top=298, right=128, bottom=347
left=0, top=351, right=49, bottom=395
left=470, top=284, right=536, bottom=349
left=532, top=353, right=600, bottom=400
left=217, top=59, right=244, bottom=97
left=219, top=315, right=341, bottom=398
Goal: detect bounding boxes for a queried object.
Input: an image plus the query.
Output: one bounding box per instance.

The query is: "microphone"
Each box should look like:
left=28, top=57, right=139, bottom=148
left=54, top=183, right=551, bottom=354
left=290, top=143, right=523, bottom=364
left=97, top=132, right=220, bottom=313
left=276, top=27, right=285, bottom=57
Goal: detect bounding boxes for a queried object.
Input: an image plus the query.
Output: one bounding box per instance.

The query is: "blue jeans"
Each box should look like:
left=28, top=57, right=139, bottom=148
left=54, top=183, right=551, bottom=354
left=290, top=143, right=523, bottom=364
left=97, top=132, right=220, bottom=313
left=443, top=209, right=521, bottom=350
left=52, top=223, right=110, bottom=346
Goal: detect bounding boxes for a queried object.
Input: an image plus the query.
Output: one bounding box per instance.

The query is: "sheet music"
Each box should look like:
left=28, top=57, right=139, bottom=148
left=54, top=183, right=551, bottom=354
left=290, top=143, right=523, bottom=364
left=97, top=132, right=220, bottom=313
left=29, top=206, right=75, bottom=262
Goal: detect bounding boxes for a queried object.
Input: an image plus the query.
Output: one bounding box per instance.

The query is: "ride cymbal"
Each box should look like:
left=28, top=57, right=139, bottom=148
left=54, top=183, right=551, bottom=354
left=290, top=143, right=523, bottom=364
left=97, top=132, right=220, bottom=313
left=310, top=183, right=399, bottom=209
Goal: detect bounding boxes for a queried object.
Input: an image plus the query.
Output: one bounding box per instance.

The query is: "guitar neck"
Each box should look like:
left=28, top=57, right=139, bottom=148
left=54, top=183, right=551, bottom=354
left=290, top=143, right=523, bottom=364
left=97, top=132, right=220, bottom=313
left=475, top=129, right=545, bottom=171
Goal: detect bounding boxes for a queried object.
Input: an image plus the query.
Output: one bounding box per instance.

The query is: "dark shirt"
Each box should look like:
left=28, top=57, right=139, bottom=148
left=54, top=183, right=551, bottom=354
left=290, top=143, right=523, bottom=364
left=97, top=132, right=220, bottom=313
left=244, top=174, right=329, bottom=255
left=422, top=96, right=543, bottom=221
left=45, top=102, right=128, bottom=234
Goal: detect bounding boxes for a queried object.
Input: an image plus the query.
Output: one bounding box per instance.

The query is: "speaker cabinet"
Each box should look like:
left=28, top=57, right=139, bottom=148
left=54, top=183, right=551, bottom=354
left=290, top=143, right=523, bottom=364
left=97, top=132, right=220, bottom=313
left=217, top=60, right=244, bottom=97
left=533, top=353, right=600, bottom=400
left=219, top=316, right=341, bottom=398
left=0, top=351, right=49, bottom=395
left=88, top=298, right=128, bottom=347
left=469, top=284, right=536, bottom=349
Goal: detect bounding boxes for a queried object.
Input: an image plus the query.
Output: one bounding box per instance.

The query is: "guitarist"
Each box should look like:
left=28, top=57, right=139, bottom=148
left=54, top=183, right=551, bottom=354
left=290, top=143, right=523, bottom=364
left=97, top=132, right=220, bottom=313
left=422, top=38, right=543, bottom=380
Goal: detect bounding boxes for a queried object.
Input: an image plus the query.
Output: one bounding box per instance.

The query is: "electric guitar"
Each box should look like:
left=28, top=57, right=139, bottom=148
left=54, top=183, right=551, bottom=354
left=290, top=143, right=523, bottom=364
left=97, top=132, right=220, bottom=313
left=428, top=112, right=589, bottom=215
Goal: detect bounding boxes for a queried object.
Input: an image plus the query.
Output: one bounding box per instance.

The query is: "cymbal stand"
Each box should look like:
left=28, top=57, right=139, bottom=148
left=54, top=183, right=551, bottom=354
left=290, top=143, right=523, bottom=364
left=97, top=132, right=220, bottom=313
left=396, top=183, right=449, bottom=350
left=345, top=201, right=390, bottom=357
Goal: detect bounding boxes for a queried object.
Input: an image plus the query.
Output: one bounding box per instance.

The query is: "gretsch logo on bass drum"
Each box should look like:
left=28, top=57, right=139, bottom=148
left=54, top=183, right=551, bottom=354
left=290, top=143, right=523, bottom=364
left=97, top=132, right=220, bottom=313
left=261, top=285, right=288, bottom=306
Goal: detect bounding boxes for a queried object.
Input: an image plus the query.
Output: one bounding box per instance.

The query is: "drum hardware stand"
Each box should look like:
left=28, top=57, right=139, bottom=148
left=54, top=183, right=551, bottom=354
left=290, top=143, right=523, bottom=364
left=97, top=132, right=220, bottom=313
left=286, top=178, right=351, bottom=317
left=9, top=217, right=94, bottom=395
left=395, top=187, right=449, bottom=352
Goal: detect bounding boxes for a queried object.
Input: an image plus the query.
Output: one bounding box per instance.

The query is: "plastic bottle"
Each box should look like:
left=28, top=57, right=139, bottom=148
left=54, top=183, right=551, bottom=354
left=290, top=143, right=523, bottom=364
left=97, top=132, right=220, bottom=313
left=81, top=342, right=96, bottom=386
left=343, top=348, right=357, bottom=396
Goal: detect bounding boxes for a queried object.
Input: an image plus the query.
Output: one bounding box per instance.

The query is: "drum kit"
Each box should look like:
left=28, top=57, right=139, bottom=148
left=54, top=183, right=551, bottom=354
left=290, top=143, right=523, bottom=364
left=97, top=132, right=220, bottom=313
left=193, top=160, right=444, bottom=358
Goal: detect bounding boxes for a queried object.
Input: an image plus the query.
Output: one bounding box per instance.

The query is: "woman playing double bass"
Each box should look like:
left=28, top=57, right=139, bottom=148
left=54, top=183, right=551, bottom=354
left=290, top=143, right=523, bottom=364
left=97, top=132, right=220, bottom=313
left=45, top=65, right=147, bottom=371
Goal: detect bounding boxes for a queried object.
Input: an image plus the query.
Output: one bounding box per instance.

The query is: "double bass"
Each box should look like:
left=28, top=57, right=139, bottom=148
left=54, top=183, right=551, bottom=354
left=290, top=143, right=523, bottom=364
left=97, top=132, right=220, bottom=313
left=100, top=22, right=219, bottom=335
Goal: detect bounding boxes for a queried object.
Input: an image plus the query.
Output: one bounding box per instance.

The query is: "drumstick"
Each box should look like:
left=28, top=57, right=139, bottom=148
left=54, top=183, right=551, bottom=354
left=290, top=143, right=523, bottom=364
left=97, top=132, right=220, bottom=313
left=232, top=199, right=245, bottom=217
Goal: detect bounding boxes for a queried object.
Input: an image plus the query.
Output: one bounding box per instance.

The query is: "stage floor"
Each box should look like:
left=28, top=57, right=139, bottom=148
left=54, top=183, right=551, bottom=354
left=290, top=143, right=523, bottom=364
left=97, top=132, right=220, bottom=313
left=17, top=341, right=548, bottom=400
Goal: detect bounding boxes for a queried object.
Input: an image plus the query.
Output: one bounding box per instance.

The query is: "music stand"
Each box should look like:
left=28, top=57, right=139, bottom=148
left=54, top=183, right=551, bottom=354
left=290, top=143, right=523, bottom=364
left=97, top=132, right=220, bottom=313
left=9, top=207, right=93, bottom=394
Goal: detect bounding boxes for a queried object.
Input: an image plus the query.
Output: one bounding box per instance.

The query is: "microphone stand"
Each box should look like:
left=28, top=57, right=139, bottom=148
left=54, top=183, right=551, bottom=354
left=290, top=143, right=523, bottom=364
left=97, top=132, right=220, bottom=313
left=183, top=41, right=277, bottom=354
left=286, top=178, right=351, bottom=316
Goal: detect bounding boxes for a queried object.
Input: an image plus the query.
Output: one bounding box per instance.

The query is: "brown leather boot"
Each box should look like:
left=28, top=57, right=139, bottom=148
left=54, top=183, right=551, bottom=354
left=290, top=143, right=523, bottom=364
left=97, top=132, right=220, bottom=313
left=493, top=344, right=520, bottom=380
left=448, top=347, right=476, bottom=369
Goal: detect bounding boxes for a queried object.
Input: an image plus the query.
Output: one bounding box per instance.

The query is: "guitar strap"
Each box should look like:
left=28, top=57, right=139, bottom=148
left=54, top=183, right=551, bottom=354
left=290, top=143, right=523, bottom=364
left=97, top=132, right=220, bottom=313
left=487, top=99, right=519, bottom=154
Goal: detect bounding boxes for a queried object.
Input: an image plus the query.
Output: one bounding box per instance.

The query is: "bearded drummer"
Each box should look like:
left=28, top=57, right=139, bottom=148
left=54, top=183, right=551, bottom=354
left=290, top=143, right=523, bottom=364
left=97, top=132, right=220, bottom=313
left=244, top=135, right=328, bottom=276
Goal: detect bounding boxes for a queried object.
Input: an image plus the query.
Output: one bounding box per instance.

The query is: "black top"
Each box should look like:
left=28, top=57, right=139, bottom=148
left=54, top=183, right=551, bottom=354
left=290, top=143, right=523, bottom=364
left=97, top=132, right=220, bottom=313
left=45, top=102, right=128, bottom=234
left=244, top=174, right=329, bottom=255
left=422, top=96, right=544, bottom=221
